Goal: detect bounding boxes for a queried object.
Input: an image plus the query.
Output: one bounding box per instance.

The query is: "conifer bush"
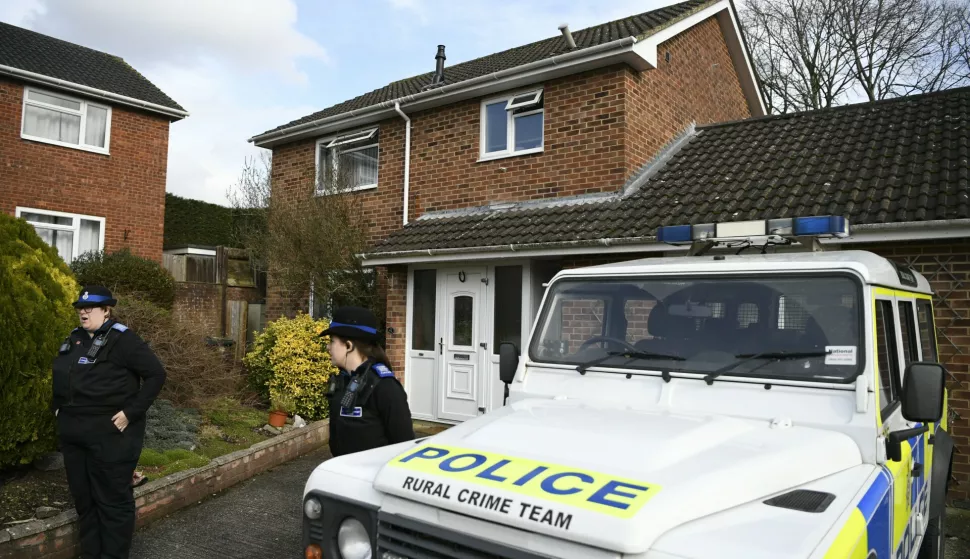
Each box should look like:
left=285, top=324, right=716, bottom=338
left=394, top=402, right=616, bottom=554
left=70, top=248, right=176, bottom=310
left=0, top=214, right=79, bottom=468
left=243, top=313, right=337, bottom=420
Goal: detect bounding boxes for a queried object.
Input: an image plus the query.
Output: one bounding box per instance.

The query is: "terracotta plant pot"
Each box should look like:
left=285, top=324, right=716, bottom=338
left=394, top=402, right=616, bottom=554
left=268, top=410, right=287, bottom=428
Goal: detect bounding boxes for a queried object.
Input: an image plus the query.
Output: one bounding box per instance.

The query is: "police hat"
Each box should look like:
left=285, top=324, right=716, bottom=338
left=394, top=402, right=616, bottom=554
left=319, top=306, right=380, bottom=342
left=72, top=285, right=117, bottom=309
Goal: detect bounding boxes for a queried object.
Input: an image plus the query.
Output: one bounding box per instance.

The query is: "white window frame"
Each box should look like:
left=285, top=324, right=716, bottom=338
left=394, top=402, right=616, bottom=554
left=479, top=88, right=544, bottom=161
left=15, top=206, right=106, bottom=262
left=314, top=126, right=379, bottom=195
left=21, top=86, right=112, bottom=155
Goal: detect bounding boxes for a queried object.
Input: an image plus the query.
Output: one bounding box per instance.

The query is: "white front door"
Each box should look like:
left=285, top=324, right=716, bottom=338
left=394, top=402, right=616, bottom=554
left=438, top=268, right=486, bottom=422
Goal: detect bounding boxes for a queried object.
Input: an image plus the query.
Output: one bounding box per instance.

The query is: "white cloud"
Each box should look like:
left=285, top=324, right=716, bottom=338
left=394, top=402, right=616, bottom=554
left=16, top=0, right=328, bottom=84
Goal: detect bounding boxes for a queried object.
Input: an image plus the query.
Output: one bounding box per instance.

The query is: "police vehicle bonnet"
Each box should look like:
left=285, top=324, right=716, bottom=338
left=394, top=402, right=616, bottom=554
left=72, top=285, right=117, bottom=309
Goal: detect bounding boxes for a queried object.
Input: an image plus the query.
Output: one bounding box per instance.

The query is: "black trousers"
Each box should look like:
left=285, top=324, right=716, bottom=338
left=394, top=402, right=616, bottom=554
left=57, top=412, right=145, bottom=559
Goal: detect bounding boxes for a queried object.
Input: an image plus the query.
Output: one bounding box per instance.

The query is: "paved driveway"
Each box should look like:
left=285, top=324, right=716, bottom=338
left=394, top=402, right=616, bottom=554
left=130, top=447, right=331, bottom=559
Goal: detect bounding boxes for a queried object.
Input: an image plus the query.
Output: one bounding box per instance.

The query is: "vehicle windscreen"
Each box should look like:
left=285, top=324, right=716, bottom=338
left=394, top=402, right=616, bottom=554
left=529, top=274, right=863, bottom=382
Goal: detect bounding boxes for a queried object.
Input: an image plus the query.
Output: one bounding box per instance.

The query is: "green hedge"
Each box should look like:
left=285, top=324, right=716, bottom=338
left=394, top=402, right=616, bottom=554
left=0, top=214, right=79, bottom=468
left=70, top=249, right=176, bottom=310
left=164, top=193, right=236, bottom=248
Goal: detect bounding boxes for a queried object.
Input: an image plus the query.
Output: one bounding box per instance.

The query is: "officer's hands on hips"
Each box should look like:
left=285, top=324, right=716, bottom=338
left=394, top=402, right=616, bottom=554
left=112, top=411, right=129, bottom=432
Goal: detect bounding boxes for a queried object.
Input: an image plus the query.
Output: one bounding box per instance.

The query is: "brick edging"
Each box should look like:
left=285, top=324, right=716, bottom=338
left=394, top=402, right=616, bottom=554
left=0, top=419, right=329, bottom=559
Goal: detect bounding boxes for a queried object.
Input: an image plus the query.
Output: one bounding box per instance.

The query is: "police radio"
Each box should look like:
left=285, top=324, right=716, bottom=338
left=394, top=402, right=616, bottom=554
left=86, top=334, right=108, bottom=359
left=340, top=377, right=362, bottom=409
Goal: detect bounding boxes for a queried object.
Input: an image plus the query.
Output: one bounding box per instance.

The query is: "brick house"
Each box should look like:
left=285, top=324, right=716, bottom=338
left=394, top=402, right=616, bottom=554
left=252, top=0, right=970, bottom=503
left=0, top=22, right=187, bottom=263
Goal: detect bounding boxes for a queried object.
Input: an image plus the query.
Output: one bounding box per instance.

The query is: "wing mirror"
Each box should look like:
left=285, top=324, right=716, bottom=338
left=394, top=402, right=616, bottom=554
left=886, top=362, right=947, bottom=462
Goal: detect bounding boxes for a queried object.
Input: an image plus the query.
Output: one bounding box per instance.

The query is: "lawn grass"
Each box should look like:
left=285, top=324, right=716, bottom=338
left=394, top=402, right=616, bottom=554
left=138, top=398, right=272, bottom=478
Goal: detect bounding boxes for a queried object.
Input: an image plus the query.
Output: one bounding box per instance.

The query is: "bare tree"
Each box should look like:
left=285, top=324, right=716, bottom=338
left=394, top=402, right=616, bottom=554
left=740, top=0, right=970, bottom=113
left=227, top=151, right=381, bottom=321
left=742, top=0, right=855, bottom=112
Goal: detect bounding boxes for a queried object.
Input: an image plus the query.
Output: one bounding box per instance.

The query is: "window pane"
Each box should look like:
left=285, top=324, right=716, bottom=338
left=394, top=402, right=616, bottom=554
left=898, top=302, right=919, bottom=366
left=513, top=112, right=543, bottom=150
left=876, top=300, right=900, bottom=413
left=453, top=295, right=473, bottom=346
left=84, top=106, right=108, bottom=148
left=485, top=102, right=507, bottom=152
left=317, top=147, right=335, bottom=192
left=493, top=266, right=522, bottom=354
left=27, top=90, right=81, bottom=110
left=412, top=270, right=436, bottom=351
left=22, top=212, right=72, bottom=226
left=24, top=105, right=80, bottom=144
left=32, top=226, right=73, bottom=262
left=339, top=145, right=378, bottom=188
left=624, top=299, right=657, bottom=344
left=917, top=301, right=938, bottom=361
left=78, top=219, right=101, bottom=256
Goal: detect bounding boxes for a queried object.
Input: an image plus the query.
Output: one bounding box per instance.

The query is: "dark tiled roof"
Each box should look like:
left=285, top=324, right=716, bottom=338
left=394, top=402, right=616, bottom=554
left=259, top=0, right=712, bottom=136
left=370, top=86, right=970, bottom=254
left=0, top=21, right=185, bottom=113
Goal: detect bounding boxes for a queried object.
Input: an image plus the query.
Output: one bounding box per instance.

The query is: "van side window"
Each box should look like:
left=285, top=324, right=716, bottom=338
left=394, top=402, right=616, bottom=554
left=916, top=300, right=938, bottom=362
left=875, top=300, right=901, bottom=416
left=898, top=301, right=919, bottom=366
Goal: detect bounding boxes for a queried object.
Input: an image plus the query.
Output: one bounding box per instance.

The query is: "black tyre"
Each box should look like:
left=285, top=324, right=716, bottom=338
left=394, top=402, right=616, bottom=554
left=918, top=506, right=946, bottom=559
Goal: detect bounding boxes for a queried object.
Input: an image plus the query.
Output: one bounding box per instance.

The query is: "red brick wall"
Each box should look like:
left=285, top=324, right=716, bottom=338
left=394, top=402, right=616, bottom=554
left=625, top=17, right=751, bottom=172
left=173, top=282, right=222, bottom=336
left=0, top=77, right=171, bottom=262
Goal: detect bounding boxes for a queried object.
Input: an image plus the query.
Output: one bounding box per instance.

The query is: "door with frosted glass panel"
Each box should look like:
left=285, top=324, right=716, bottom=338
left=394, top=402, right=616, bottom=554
left=407, top=269, right=438, bottom=420
left=438, top=268, right=485, bottom=422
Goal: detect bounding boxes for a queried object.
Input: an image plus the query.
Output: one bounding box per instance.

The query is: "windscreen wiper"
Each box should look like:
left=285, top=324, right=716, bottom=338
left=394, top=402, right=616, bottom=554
left=577, top=350, right=685, bottom=375
left=702, top=350, right=831, bottom=385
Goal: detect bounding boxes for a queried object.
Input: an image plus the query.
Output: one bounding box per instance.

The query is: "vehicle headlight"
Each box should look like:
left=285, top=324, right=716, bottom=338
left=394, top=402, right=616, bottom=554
left=304, top=497, right=322, bottom=520
left=337, top=517, right=372, bottom=559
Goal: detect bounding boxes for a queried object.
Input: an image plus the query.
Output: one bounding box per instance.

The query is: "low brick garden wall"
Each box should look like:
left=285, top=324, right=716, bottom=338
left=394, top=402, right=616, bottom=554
left=0, top=419, right=329, bottom=559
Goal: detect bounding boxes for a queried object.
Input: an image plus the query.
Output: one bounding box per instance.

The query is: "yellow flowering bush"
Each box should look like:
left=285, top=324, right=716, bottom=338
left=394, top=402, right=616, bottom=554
left=243, top=313, right=337, bottom=420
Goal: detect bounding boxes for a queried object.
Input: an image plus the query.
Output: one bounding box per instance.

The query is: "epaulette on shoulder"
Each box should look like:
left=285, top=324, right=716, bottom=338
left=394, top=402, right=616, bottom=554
left=372, top=363, right=395, bottom=378
left=111, top=323, right=128, bottom=333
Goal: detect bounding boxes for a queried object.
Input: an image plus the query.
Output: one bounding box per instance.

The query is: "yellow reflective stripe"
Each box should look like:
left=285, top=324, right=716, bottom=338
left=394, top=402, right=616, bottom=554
left=872, top=287, right=931, bottom=300
left=824, top=508, right=868, bottom=559
left=886, top=440, right=914, bottom=549
left=389, top=444, right=660, bottom=519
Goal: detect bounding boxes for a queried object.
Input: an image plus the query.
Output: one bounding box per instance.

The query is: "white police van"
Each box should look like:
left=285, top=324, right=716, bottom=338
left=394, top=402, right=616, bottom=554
left=302, top=216, right=954, bottom=559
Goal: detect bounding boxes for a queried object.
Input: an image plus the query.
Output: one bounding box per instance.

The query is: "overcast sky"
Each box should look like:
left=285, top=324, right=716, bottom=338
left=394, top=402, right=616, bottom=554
left=1, top=0, right=678, bottom=206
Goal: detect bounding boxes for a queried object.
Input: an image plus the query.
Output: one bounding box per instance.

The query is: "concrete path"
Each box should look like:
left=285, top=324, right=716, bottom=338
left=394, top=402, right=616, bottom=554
left=130, top=447, right=332, bottom=559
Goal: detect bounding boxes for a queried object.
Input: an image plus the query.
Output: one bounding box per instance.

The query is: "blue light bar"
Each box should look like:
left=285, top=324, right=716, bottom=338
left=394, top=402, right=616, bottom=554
left=792, top=216, right=849, bottom=237
left=656, top=225, right=693, bottom=243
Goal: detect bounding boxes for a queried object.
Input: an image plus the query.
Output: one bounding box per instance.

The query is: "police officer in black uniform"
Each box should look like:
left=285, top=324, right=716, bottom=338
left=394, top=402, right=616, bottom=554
left=52, top=286, right=166, bottom=559
left=322, top=306, right=414, bottom=456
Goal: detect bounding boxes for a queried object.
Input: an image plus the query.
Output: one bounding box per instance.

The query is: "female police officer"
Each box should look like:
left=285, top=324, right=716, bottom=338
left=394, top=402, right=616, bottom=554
left=52, top=286, right=166, bottom=559
left=321, top=306, right=414, bottom=456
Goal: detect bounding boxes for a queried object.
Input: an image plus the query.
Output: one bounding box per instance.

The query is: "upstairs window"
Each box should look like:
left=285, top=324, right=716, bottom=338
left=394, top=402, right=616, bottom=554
left=21, top=87, right=110, bottom=154
left=316, top=127, right=379, bottom=194
left=480, top=89, right=543, bottom=159
left=16, top=207, right=104, bottom=263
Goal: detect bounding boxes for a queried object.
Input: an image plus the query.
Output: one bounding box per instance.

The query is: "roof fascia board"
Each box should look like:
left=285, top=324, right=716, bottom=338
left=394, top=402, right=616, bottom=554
left=250, top=36, right=638, bottom=148
left=717, top=2, right=767, bottom=116
left=0, top=63, right=188, bottom=120
left=359, top=219, right=970, bottom=266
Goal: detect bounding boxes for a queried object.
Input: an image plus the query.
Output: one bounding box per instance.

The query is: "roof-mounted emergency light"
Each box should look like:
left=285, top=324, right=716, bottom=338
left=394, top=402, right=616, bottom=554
left=656, top=216, right=849, bottom=254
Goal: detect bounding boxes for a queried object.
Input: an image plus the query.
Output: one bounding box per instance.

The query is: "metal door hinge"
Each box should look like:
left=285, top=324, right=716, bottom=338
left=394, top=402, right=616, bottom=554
left=480, top=342, right=487, bottom=350
left=481, top=277, right=488, bottom=285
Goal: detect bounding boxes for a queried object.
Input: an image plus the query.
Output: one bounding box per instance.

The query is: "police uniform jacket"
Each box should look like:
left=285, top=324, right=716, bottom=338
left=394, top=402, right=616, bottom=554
left=52, top=319, right=166, bottom=420
left=327, top=359, right=414, bottom=457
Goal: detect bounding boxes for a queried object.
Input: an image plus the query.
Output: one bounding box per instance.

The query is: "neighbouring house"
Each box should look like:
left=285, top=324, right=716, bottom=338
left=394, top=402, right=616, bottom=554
left=0, top=21, right=187, bottom=264
left=252, top=0, right=763, bottom=420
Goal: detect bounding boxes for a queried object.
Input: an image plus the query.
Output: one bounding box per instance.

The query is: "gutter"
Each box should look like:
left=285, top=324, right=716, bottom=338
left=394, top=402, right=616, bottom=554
left=249, top=35, right=638, bottom=146
left=394, top=102, right=412, bottom=225
left=0, top=64, right=189, bottom=120
left=358, top=218, right=970, bottom=265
